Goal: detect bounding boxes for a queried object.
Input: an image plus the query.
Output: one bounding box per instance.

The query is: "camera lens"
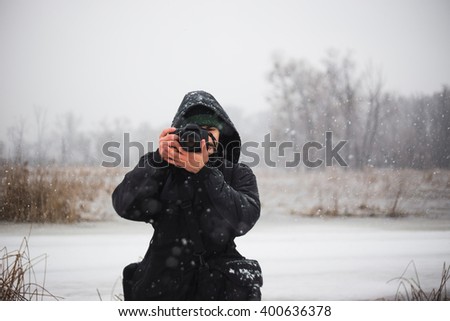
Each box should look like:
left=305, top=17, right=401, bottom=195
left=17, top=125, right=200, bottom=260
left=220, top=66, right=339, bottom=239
left=176, top=123, right=209, bottom=153
left=180, top=131, right=201, bottom=151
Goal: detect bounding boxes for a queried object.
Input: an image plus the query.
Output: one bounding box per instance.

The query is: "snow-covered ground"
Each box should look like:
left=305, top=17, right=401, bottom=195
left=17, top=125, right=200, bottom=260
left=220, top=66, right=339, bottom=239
left=255, top=167, right=450, bottom=218
left=1, top=215, right=449, bottom=301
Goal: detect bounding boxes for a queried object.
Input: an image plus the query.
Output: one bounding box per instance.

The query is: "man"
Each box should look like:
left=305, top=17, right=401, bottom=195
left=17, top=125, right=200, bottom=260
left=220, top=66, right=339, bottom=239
left=112, top=90, right=261, bottom=300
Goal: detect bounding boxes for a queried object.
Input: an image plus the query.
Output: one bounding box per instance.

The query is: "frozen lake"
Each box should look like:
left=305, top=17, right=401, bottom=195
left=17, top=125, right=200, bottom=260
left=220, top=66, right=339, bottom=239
left=1, top=215, right=450, bottom=300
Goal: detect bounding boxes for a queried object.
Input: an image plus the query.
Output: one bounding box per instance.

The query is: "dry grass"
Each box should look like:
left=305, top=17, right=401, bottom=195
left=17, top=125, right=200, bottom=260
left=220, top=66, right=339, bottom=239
left=0, top=237, right=60, bottom=300
left=96, top=276, right=124, bottom=301
left=0, top=164, right=111, bottom=223
left=390, top=261, right=449, bottom=301
left=1, top=164, right=448, bottom=222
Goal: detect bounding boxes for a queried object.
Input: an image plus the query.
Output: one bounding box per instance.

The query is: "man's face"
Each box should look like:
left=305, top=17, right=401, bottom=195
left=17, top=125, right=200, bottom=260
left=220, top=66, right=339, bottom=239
left=201, top=126, right=220, bottom=155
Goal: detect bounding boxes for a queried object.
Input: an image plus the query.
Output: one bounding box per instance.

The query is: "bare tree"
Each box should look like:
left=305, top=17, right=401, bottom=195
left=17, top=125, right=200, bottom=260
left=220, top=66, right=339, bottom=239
left=359, top=63, right=386, bottom=167
left=431, top=85, right=450, bottom=168
left=321, top=50, right=361, bottom=167
left=266, top=50, right=449, bottom=171
left=0, top=140, right=5, bottom=163
left=7, top=117, right=27, bottom=164
left=34, top=106, right=48, bottom=165
left=54, top=112, right=95, bottom=165
left=268, top=56, right=322, bottom=151
left=58, top=113, right=75, bottom=164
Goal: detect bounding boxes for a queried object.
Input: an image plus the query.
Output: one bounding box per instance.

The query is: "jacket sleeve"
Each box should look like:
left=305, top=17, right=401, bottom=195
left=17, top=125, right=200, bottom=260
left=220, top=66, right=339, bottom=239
left=112, top=151, right=168, bottom=222
left=195, top=163, right=260, bottom=236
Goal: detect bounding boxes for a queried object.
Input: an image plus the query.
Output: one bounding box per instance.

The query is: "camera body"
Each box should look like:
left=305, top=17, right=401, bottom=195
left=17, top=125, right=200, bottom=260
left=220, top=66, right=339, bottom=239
left=173, top=123, right=210, bottom=153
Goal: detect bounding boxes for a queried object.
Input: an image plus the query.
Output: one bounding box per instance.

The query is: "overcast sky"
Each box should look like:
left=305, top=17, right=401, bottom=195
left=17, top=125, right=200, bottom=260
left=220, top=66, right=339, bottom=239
left=1, top=0, right=449, bottom=140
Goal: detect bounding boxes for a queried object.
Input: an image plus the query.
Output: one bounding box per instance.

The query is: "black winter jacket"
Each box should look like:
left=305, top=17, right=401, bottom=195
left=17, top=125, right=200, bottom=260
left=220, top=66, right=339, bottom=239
left=112, top=91, right=261, bottom=300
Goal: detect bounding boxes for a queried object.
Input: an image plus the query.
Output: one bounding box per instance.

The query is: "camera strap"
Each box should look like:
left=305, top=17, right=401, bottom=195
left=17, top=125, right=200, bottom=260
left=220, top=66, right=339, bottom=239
left=206, top=132, right=218, bottom=151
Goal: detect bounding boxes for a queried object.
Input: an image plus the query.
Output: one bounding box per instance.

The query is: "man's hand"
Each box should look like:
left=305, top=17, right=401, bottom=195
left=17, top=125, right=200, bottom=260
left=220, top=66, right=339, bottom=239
left=158, top=127, right=179, bottom=160
left=158, top=127, right=209, bottom=174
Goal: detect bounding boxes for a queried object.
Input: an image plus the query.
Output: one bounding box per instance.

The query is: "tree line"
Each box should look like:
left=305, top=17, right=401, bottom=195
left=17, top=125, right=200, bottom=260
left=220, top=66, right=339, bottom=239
left=1, top=50, right=449, bottom=170
left=267, top=51, right=450, bottom=169
left=1, top=110, right=160, bottom=168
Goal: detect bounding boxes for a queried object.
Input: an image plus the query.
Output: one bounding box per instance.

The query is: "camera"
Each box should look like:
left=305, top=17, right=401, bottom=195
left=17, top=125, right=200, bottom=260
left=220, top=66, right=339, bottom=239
left=173, top=123, right=210, bottom=153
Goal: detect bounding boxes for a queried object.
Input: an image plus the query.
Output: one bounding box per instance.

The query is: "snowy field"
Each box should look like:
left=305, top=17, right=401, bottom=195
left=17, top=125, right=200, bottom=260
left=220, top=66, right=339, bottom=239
left=1, top=214, right=450, bottom=301
left=255, top=167, right=450, bottom=218
left=1, top=167, right=449, bottom=300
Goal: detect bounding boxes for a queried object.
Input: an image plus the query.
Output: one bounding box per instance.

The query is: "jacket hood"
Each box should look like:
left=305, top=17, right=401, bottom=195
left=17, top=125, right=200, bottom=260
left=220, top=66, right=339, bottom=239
left=171, top=91, right=241, bottom=163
